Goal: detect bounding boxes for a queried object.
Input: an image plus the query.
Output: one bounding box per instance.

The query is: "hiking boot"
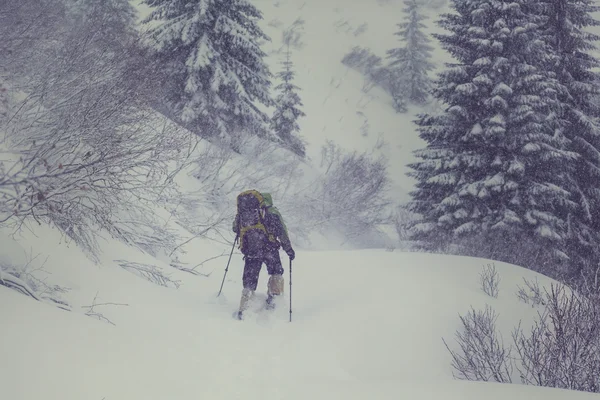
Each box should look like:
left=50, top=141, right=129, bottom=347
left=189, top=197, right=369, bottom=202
left=265, top=294, right=276, bottom=310
left=238, top=287, right=254, bottom=315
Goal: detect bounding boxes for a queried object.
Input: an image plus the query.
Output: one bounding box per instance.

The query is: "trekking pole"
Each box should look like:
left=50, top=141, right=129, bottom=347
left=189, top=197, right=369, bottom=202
left=217, top=234, right=238, bottom=297
left=289, top=258, right=293, bottom=322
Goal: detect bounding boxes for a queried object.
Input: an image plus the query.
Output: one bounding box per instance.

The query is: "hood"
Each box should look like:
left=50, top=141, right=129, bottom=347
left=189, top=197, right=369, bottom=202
left=261, top=192, right=273, bottom=207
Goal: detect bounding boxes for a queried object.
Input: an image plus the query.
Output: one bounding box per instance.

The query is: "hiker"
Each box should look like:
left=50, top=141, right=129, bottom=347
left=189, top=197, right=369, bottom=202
left=232, top=190, right=295, bottom=319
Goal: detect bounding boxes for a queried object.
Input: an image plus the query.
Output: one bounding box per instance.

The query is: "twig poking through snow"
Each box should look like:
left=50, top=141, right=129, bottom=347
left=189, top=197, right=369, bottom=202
left=116, top=260, right=181, bottom=288
left=81, top=292, right=128, bottom=326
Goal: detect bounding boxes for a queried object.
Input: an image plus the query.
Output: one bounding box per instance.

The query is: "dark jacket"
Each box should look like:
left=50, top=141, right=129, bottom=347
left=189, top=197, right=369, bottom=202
left=232, top=193, right=293, bottom=253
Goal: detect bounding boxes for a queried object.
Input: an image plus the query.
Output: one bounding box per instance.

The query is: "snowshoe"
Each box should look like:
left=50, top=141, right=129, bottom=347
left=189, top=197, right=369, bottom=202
left=265, top=295, right=275, bottom=310
left=265, top=294, right=282, bottom=311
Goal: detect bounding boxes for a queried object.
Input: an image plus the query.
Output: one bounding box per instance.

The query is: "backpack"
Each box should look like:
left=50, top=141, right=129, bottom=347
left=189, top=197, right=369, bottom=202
left=236, top=190, right=269, bottom=258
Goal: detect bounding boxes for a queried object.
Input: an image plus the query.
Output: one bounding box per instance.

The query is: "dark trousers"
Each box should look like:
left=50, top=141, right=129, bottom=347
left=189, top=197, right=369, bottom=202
left=242, top=248, right=284, bottom=291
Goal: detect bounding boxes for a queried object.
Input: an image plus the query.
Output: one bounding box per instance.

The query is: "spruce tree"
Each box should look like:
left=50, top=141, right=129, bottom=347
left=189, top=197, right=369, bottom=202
left=406, top=0, right=576, bottom=268
left=142, top=0, right=273, bottom=145
left=537, top=0, right=600, bottom=282
left=386, top=0, right=435, bottom=106
left=270, top=48, right=306, bottom=158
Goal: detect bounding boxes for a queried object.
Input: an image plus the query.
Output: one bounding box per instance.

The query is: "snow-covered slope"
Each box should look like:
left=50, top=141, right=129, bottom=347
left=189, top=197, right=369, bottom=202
left=1, top=224, right=597, bottom=400
left=135, top=0, right=450, bottom=202
left=255, top=0, right=437, bottom=201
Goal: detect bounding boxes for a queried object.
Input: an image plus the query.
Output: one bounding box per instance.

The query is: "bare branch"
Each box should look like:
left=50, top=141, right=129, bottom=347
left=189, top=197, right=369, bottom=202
left=480, top=263, right=500, bottom=298
left=443, top=305, right=513, bottom=383
left=81, top=292, right=128, bottom=326
left=116, top=260, right=181, bottom=289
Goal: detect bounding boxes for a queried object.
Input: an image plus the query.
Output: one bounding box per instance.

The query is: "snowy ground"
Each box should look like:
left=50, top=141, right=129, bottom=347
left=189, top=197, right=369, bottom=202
left=1, top=223, right=598, bottom=400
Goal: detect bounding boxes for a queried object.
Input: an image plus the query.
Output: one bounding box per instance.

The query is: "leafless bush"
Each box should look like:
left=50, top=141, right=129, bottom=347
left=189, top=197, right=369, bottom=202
left=516, top=277, right=545, bottom=306
left=577, top=262, right=600, bottom=302
left=116, top=260, right=181, bottom=289
left=0, top=0, right=66, bottom=77
left=480, top=263, right=500, bottom=298
left=341, top=47, right=395, bottom=95
left=0, top=1, right=194, bottom=260
left=443, top=305, right=513, bottom=383
left=308, top=140, right=390, bottom=241
left=0, top=269, right=40, bottom=301
left=82, top=292, right=128, bottom=326
left=0, top=250, right=71, bottom=310
left=342, top=46, right=382, bottom=73
left=513, top=284, right=600, bottom=392
left=446, top=281, right=600, bottom=393
left=394, top=205, right=419, bottom=245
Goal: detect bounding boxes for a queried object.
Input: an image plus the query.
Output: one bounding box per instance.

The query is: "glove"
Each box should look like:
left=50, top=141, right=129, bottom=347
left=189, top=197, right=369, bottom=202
left=286, top=248, right=295, bottom=261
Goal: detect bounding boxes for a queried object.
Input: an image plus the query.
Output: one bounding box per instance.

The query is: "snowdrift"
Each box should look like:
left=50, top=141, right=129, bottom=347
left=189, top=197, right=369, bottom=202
left=1, top=224, right=597, bottom=400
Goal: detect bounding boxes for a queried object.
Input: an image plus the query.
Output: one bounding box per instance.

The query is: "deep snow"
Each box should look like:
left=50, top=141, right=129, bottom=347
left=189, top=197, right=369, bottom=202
left=1, top=225, right=598, bottom=400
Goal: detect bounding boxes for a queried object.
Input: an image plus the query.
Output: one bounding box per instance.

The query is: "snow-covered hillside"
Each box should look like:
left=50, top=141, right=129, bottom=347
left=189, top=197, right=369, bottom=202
left=254, top=0, right=445, bottom=201
left=135, top=0, right=449, bottom=202
left=1, top=225, right=598, bottom=400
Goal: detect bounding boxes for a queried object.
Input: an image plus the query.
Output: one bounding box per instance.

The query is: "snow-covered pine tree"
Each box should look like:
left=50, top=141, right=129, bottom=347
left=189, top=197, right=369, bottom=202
left=142, top=0, right=273, bottom=146
left=406, top=0, right=577, bottom=269
left=270, top=48, right=306, bottom=157
left=536, top=0, right=600, bottom=282
left=386, top=0, right=435, bottom=107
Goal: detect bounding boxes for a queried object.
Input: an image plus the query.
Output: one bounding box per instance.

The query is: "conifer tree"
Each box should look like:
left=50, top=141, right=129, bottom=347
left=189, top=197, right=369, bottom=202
left=386, top=0, right=435, bottom=107
left=406, top=0, right=576, bottom=268
left=537, top=0, right=600, bottom=281
left=142, top=0, right=273, bottom=145
left=270, top=48, right=306, bottom=157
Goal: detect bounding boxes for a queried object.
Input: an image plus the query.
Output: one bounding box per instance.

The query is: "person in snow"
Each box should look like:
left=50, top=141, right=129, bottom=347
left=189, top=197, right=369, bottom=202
left=232, top=191, right=295, bottom=319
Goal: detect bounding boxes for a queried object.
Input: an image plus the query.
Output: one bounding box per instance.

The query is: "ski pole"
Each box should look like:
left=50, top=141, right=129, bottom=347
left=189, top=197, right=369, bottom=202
left=217, top=234, right=238, bottom=297
left=289, top=258, right=293, bottom=322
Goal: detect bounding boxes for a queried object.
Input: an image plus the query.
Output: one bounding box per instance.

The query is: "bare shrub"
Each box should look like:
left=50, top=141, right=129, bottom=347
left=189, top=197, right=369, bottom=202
left=0, top=250, right=71, bottom=310
left=310, top=140, right=390, bottom=241
left=342, top=46, right=394, bottom=94
left=0, top=0, right=66, bottom=77
left=341, top=46, right=398, bottom=96
left=116, top=260, right=181, bottom=289
left=342, top=46, right=382, bottom=75
left=393, top=205, right=419, bottom=245
left=0, top=1, right=193, bottom=260
left=480, top=263, right=500, bottom=298
left=446, top=281, right=600, bottom=393
left=0, top=270, right=40, bottom=301
left=169, top=251, right=228, bottom=277
left=513, top=284, right=600, bottom=392
left=516, top=277, right=545, bottom=306
left=443, top=305, right=513, bottom=383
